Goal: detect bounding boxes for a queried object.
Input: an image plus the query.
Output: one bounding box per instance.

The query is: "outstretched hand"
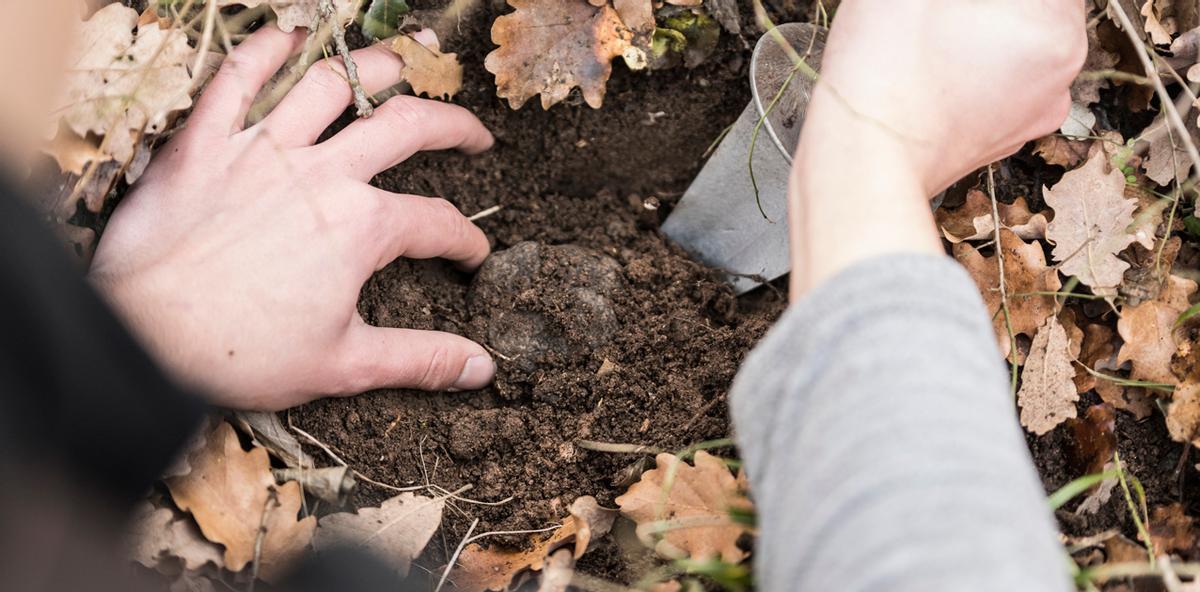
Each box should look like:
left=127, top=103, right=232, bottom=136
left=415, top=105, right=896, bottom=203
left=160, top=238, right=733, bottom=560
left=90, top=27, right=497, bottom=411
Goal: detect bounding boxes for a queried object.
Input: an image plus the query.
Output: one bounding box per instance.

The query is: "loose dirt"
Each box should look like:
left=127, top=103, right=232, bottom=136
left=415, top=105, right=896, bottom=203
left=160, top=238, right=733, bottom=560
left=288, top=0, right=802, bottom=562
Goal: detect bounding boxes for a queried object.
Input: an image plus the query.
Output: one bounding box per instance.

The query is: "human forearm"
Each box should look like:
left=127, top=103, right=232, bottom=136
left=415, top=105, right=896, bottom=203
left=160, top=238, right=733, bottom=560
left=732, top=255, right=1071, bottom=591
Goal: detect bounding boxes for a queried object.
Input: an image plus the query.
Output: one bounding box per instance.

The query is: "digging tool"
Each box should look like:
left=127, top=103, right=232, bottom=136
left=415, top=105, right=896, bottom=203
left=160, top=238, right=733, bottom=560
left=661, top=23, right=826, bottom=294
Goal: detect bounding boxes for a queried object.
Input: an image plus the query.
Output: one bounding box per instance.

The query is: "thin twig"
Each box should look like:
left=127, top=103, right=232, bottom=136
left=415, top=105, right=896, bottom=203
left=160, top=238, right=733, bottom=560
left=319, top=0, right=373, bottom=117
left=435, top=518, right=479, bottom=592
left=575, top=440, right=663, bottom=455
left=987, top=165, right=1019, bottom=397
left=468, top=205, right=504, bottom=221
left=248, top=489, right=278, bottom=592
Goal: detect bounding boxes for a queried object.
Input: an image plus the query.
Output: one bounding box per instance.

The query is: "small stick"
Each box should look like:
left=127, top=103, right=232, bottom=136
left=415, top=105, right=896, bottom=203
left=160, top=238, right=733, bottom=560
left=468, top=204, right=504, bottom=221
left=248, top=489, right=278, bottom=592
left=987, top=164, right=1019, bottom=398
left=435, top=518, right=479, bottom=592
left=320, top=0, right=373, bottom=117
left=575, top=440, right=663, bottom=455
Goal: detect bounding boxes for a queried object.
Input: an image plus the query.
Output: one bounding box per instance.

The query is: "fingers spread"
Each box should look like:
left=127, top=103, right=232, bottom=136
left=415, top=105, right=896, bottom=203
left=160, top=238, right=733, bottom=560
left=190, top=27, right=306, bottom=136
left=318, top=96, right=495, bottom=180
left=258, top=44, right=408, bottom=146
left=336, top=324, right=495, bottom=393
left=364, top=189, right=492, bottom=271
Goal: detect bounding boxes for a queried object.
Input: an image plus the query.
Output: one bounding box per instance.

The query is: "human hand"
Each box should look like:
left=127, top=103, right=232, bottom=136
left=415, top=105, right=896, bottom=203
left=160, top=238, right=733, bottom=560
left=89, top=28, right=497, bottom=411
left=788, top=0, right=1086, bottom=296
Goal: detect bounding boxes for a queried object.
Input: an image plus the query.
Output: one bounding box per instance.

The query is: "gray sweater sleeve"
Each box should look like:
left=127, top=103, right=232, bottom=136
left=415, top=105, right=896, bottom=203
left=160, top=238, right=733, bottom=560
left=730, top=254, right=1071, bottom=592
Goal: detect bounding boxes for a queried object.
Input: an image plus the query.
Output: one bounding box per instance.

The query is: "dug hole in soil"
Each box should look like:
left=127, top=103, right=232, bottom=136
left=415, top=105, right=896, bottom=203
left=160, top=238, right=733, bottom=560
left=287, top=0, right=804, bottom=581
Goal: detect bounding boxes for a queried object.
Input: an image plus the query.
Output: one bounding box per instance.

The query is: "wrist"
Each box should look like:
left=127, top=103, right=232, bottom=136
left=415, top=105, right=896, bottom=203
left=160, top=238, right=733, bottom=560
left=788, top=99, right=944, bottom=298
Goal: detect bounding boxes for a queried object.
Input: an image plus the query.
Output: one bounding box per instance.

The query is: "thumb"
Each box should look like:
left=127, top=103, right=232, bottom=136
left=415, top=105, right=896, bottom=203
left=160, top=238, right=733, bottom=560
left=337, top=324, right=496, bottom=393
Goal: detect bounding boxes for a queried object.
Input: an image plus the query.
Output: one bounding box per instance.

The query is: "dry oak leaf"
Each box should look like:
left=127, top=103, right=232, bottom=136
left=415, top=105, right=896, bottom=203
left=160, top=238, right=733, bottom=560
left=313, top=492, right=445, bottom=578
left=453, top=496, right=616, bottom=592
left=1117, top=274, right=1198, bottom=385
left=485, top=0, right=641, bottom=109
left=1044, top=152, right=1138, bottom=296
left=166, top=421, right=315, bottom=582
left=1167, top=381, right=1200, bottom=445
left=953, top=229, right=1062, bottom=362
left=1034, top=135, right=1090, bottom=169
left=53, top=3, right=194, bottom=166
left=217, top=0, right=357, bottom=33
left=391, top=35, right=463, bottom=100
left=935, top=190, right=1049, bottom=244
left=1142, top=0, right=1199, bottom=46
left=615, top=451, right=752, bottom=563
left=1142, top=111, right=1200, bottom=186
left=1019, top=315, right=1080, bottom=435
left=127, top=501, right=224, bottom=572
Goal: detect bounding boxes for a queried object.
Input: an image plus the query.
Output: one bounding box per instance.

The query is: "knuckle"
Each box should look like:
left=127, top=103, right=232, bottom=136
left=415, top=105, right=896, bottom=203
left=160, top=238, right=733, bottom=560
left=381, top=96, right=433, bottom=127
left=303, top=62, right=350, bottom=95
left=416, top=346, right=455, bottom=390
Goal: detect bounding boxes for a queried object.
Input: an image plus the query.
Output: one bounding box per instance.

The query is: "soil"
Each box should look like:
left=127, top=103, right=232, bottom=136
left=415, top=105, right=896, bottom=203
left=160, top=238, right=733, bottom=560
left=288, top=0, right=804, bottom=570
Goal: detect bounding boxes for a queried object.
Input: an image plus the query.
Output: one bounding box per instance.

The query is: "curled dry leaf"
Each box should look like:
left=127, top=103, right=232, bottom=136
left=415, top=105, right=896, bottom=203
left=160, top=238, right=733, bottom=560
left=127, top=501, right=224, bottom=572
left=615, top=451, right=751, bottom=563
left=1034, top=135, right=1090, bottom=169
left=49, top=3, right=194, bottom=171
left=1120, top=236, right=1180, bottom=307
left=391, top=35, right=463, bottom=100
left=1141, top=112, right=1200, bottom=186
left=166, top=422, right=316, bottom=582
left=485, top=0, right=643, bottom=109
left=1018, top=315, right=1080, bottom=435
left=935, top=190, right=1049, bottom=244
left=1044, top=152, right=1138, bottom=296
left=1072, top=17, right=1120, bottom=107
left=1142, top=0, right=1199, bottom=46
left=453, top=496, right=616, bottom=592
left=1117, top=274, right=1198, bottom=385
left=217, top=0, right=357, bottom=33
left=953, top=229, right=1062, bottom=362
left=313, top=492, right=444, bottom=578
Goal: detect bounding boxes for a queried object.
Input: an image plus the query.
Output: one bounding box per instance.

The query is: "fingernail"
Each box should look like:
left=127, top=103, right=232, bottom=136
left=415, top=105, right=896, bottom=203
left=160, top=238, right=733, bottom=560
left=452, top=355, right=495, bottom=391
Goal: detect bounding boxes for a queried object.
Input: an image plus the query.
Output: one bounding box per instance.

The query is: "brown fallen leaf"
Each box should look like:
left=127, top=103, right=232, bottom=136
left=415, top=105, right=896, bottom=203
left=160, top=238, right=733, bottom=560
left=1149, top=503, right=1199, bottom=554
left=1120, top=236, right=1180, bottom=307
left=313, top=492, right=444, bottom=578
left=55, top=4, right=194, bottom=165
left=1076, top=323, right=1117, bottom=396
left=1142, top=0, right=1199, bottom=45
left=615, top=451, right=751, bottom=563
left=954, top=229, right=1063, bottom=362
left=1141, top=112, right=1200, bottom=186
left=1019, top=315, right=1080, bottom=435
left=485, top=0, right=642, bottom=109
left=1067, top=404, right=1117, bottom=477
left=127, top=501, right=224, bottom=572
left=1044, top=152, right=1138, bottom=296
left=452, top=496, right=616, bottom=592
left=166, top=422, right=315, bottom=582
left=1106, top=533, right=1150, bottom=563
left=936, top=190, right=1049, bottom=243
left=1117, top=274, right=1197, bottom=385
left=1167, top=380, right=1200, bottom=445
left=1034, top=135, right=1090, bottom=169
left=391, top=35, right=463, bottom=100
left=1143, top=0, right=1175, bottom=45
left=42, top=126, right=108, bottom=176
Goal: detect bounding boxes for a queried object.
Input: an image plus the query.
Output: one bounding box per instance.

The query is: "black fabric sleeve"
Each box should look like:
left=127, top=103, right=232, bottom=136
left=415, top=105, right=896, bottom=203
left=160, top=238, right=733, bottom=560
left=0, top=187, right=205, bottom=508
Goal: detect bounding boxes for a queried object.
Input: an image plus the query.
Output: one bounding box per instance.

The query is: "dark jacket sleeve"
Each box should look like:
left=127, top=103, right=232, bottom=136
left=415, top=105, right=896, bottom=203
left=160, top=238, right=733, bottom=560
left=0, top=186, right=205, bottom=508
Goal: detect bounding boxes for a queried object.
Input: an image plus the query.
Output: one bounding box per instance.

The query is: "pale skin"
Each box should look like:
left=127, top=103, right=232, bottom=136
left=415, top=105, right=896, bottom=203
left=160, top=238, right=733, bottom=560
left=6, top=0, right=1087, bottom=411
